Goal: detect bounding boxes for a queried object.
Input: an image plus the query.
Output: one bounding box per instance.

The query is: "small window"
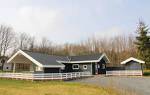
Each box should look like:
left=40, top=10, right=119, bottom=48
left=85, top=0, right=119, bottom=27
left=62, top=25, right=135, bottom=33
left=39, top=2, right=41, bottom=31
left=72, top=64, right=79, bottom=70
left=102, top=64, right=105, bottom=69
left=83, top=65, right=87, bottom=70
left=36, top=66, right=43, bottom=71
left=6, top=67, right=9, bottom=69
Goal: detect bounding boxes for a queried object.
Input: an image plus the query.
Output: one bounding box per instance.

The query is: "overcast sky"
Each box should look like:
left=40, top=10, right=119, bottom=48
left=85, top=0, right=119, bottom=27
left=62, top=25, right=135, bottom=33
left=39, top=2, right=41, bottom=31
left=0, top=0, right=150, bottom=44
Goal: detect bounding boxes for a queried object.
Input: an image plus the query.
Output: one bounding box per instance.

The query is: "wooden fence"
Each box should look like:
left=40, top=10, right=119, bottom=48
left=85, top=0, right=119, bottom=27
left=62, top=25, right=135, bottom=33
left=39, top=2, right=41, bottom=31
left=106, top=70, right=143, bottom=76
left=0, top=72, right=92, bottom=80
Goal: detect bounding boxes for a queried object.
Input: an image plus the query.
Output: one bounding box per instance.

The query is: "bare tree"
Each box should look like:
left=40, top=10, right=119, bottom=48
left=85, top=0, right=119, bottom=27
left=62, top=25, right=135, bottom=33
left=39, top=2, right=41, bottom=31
left=0, top=25, right=15, bottom=56
left=17, top=32, right=35, bottom=51
left=0, top=25, right=15, bottom=71
left=37, top=37, right=53, bottom=54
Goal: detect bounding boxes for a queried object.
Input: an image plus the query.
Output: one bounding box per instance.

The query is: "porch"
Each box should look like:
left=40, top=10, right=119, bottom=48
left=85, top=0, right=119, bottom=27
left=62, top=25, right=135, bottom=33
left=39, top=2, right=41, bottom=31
left=10, top=53, right=42, bottom=73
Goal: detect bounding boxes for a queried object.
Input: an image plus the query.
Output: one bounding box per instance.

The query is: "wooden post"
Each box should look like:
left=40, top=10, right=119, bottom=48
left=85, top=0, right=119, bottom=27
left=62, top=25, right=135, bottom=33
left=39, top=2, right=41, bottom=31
left=95, top=62, right=98, bottom=74
left=141, top=64, right=143, bottom=76
left=13, top=63, right=16, bottom=73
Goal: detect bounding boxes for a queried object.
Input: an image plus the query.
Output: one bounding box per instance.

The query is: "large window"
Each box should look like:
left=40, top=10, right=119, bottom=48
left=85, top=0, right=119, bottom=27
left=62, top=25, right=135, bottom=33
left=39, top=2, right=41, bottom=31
left=72, top=64, right=79, bottom=70
left=16, top=63, right=30, bottom=71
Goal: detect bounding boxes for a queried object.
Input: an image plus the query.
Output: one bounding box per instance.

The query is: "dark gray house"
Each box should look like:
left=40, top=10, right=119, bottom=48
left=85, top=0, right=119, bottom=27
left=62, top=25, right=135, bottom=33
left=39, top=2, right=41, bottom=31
left=106, top=57, right=145, bottom=76
left=7, top=50, right=110, bottom=75
left=121, top=57, right=145, bottom=70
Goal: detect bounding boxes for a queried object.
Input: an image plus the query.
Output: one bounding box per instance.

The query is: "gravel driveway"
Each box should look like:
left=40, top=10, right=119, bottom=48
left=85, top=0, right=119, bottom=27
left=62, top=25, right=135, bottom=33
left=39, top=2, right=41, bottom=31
left=71, top=76, right=150, bottom=95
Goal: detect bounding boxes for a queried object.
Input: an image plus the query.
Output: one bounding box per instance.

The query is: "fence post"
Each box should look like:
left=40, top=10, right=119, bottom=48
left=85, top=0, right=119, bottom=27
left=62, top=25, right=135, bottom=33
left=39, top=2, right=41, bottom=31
left=52, top=73, right=53, bottom=80
left=60, top=73, right=62, bottom=80
left=70, top=73, right=72, bottom=79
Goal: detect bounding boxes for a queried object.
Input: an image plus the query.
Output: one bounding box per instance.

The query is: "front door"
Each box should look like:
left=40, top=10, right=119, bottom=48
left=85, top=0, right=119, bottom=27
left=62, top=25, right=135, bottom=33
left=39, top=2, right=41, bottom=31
left=98, top=63, right=106, bottom=74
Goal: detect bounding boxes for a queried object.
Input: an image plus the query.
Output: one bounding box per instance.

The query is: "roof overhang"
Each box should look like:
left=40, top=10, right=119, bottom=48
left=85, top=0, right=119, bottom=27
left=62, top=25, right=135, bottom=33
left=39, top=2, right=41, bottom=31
left=121, top=57, right=145, bottom=64
left=57, top=53, right=110, bottom=63
left=7, top=50, right=65, bottom=68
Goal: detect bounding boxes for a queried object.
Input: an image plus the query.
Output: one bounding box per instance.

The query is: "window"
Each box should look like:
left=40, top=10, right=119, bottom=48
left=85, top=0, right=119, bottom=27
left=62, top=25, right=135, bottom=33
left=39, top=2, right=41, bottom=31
left=83, top=65, right=87, bottom=70
left=36, top=66, right=43, bottom=71
left=6, top=67, right=9, bottom=69
left=72, top=64, right=79, bottom=70
left=16, top=63, right=30, bottom=71
left=102, top=64, right=105, bottom=69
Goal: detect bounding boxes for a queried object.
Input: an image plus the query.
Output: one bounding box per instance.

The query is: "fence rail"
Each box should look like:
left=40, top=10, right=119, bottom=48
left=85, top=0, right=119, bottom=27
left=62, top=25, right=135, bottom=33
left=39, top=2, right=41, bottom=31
left=0, top=72, right=92, bottom=80
left=106, top=70, right=143, bottom=76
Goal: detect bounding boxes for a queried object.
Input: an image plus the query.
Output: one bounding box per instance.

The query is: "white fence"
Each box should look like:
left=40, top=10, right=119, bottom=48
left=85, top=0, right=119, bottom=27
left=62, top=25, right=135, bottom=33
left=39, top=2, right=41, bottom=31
left=106, top=70, right=143, bottom=76
left=0, top=72, right=92, bottom=80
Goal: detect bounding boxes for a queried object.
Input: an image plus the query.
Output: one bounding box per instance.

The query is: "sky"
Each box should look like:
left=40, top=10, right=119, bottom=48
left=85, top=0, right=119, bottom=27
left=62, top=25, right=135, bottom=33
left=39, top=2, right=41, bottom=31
left=0, top=0, right=150, bottom=44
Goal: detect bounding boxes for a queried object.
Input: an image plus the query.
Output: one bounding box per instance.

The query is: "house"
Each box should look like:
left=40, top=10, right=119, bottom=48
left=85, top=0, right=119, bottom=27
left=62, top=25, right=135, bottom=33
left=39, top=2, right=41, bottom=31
left=121, top=57, right=145, bottom=71
left=7, top=50, right=110, bottom=75
left=106, top=57, right=145, bottom=76
left=0, top=56, right=12, bottom=71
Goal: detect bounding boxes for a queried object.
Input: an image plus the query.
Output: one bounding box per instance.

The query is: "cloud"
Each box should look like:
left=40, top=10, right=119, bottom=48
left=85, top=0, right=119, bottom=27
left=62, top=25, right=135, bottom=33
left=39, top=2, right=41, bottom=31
left=13, top=6, right=61, bottom=39
left=11, top=6, right=87, bottom=44
left=0, top=0, right=135, bottom=44
left=94, top=26, right=125, bottom=39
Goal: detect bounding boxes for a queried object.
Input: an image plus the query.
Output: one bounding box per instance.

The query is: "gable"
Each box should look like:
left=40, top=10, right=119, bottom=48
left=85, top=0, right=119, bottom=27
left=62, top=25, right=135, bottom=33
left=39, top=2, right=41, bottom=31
left=121, top=57, right=145, bottom=65
left=7, top=50, right=65, bottom=68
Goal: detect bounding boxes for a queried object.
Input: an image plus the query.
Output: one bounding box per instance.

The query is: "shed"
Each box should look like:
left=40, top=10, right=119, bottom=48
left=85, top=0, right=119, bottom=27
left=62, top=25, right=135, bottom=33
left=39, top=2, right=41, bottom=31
left=121, top=57, right=145, bottom=70
left=121, top=57, right=145, bottom=75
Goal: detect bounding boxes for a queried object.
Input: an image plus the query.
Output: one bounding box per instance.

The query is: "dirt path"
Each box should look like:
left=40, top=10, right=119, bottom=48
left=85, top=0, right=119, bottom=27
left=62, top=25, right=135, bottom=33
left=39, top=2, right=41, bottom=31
left=70, top=76, right=150, bottom=95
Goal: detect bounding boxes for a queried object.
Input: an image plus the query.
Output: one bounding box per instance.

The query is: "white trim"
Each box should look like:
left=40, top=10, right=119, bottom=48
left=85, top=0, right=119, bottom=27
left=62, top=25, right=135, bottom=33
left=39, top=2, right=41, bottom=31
left=98, top=53, right=110, bottom=63
left=58, top=60, right=99, bottom=63
left=7, top=50, right=43, bottom=67
left=121, top=57, right=145, bottom=64
left=57, top=53, right=110, bottom=63
left=91, top=63, right=92, bottom=74
left=83, top=65, right=87, bottom=70
left=42, top=65, right=65, bottom=68
left=72, top=64, right=79, bottom=70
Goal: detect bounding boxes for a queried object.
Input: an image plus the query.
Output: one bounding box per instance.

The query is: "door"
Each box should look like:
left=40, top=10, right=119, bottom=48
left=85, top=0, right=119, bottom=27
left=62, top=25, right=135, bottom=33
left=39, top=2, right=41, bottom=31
left=98, top=63, right=106, bottom=74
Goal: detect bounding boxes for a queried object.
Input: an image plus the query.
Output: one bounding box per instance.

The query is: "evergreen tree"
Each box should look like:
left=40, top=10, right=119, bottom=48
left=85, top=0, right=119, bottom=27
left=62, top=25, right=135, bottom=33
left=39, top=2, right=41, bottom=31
left=135, top=21, right=150, bottom=68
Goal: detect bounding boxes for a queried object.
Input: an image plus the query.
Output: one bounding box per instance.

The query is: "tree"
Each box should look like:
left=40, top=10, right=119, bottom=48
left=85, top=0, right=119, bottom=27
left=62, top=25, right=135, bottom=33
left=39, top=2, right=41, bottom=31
left=17, top=32, right=35, bottom=50
left=135, top=21, right=150, bottom=68
left=38, top=37, right=53, bottom=54
left=0, top=25, right=15, bottom=56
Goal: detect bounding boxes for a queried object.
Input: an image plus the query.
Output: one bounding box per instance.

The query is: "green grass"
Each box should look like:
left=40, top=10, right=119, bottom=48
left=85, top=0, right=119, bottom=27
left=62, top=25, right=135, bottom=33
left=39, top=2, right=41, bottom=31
left=143, top=70, right=150, bottom=76
left=0, top=79, right=121, bottom=95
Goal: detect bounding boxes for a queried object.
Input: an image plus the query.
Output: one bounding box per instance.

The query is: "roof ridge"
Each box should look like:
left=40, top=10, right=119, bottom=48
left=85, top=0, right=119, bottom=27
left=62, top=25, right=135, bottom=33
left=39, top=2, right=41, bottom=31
left=22, top=50, right=67, bottom=57
left=69, top=53, right=103, bottom=57
left=22, top=50, right=103, bottom=58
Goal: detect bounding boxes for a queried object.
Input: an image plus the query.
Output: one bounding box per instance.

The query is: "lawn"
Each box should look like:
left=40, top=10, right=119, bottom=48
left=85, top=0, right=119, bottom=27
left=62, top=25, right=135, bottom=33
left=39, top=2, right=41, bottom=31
left=0, top=79, right=120, bottom=95
left=143, top=70, right=150, bottom=76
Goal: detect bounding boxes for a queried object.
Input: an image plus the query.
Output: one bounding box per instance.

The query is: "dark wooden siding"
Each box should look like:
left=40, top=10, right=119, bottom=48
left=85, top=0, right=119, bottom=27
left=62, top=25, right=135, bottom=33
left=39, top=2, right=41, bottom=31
left=124, top=61, right=142, bottom=70
left=62, top=63, right=92, bottom=73
left=44, top=68, right=60, bottom=73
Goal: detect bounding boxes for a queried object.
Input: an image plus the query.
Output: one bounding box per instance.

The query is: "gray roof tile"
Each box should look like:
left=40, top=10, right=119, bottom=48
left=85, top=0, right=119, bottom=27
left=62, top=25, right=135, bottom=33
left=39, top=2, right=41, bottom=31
left=23, top=51, right=103, bottom=66
left=24, top=51, right=65, bottom=66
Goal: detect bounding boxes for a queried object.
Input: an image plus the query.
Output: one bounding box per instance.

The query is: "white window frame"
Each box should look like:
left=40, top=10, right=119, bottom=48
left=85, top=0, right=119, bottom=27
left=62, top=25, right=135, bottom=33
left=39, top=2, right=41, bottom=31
left=83, top=65, right=87, bottom=70
left=72, top=64, right=79, bottom=70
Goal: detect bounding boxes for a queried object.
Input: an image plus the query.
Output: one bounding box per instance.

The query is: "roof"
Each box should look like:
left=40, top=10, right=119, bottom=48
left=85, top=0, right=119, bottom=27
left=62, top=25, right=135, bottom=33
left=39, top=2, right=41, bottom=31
left=69, top=54, right=103, bottom=61
left=23, top=51, right=66, bottom=66
left=58, top=53, right=110, bottom=63
left=121, top=57, right=145, bottom=64
left=7, top=50, right=109, bottom=67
